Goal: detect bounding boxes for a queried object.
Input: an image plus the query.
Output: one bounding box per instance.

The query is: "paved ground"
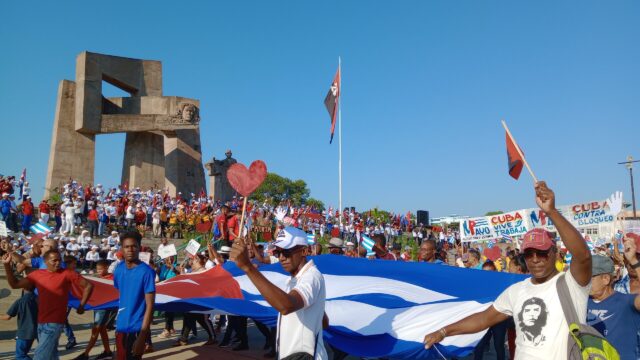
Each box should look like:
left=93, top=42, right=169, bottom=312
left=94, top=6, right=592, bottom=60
left=0, top=290, right=279, bottom=360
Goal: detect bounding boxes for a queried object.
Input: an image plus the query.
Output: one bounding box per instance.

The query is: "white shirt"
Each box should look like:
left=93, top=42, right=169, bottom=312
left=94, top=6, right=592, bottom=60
left=125, top=206, right=135, bottom=219
left=64, top=205, right=76, bottom=218
left=278, top=260, right=327, bottom=359
left=85, top=251, right=100, bottom=262
left=493, top=271, right=590, bottom=360
left=66, top=243, right=80, bottom=252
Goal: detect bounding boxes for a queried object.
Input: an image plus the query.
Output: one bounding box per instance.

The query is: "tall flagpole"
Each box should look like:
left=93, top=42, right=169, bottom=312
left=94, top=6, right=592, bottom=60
left=338, top=56, right=343, bottom=224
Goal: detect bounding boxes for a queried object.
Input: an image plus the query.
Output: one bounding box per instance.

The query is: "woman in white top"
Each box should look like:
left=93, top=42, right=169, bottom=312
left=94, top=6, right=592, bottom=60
left=85, top=245, right=101, bottom=273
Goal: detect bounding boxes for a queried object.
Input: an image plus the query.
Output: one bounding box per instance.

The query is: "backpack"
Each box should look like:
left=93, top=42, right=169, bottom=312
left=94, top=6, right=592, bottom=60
left=556, top=274, right=620, bottom=360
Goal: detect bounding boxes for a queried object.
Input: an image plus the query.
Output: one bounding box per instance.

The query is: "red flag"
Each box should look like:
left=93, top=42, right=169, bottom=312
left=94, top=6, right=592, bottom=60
left=506, top=131, right=525, bottom=180
left=324, top=67, right=341, bottom=144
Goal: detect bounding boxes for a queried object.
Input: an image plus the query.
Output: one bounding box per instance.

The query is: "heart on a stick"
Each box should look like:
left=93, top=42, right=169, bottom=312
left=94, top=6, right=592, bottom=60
left=483, top=247, right=502, bottom=262
left=226, top=160, right=267, bottom=197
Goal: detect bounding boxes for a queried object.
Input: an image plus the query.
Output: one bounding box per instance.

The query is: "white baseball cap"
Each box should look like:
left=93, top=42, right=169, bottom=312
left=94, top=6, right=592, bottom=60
left=273, top=227, right=309, bottom=250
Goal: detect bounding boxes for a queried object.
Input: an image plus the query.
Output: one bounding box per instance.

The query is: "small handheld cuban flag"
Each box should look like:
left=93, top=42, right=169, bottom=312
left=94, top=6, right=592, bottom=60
left=360, top=234, right=375, bottom=253
left=30, top=222, right=52, bottom=235
left=307, top=233, right=316, bottom=245
left=501, top=233, right=512, bottom=242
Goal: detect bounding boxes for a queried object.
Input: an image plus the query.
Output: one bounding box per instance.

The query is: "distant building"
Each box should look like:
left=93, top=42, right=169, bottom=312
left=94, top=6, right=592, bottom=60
left=430, top=214, right=470, bottom=225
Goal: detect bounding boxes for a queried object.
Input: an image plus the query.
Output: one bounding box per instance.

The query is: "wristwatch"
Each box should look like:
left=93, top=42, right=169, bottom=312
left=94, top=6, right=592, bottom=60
left=631, top=261, right=640, bottom=270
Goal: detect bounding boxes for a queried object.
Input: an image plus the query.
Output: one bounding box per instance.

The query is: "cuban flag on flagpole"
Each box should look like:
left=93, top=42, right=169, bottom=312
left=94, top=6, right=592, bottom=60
left=71, top=256, right=524, bottom=359
left=30, top=222, right=52, bottom=235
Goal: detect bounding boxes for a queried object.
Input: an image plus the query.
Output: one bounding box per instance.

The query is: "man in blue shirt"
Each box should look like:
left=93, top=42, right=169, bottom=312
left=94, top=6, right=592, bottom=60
left=0, top=193, right=11, bottom=222
left=587, top=252, right=640, bottom=360
left=113, top=231, right=155, bottom=360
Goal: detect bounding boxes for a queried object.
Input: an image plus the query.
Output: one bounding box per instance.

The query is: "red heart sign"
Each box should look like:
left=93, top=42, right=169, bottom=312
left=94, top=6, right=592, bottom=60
left=483, top=247, right=502, bottom=262
left=226, top=160, right=267, bottom=197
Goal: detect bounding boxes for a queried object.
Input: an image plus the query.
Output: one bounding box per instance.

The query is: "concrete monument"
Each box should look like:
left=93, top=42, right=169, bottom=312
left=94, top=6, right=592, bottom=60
left=205, top=150, right=237, bottom=202
left=45, top=52, right=206, bottom=198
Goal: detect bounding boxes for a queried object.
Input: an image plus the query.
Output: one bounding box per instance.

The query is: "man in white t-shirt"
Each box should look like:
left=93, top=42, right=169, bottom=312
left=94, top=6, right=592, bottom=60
left=230, top=227, right=328, bottom=359
left=423, top=181, right=592, bottom=360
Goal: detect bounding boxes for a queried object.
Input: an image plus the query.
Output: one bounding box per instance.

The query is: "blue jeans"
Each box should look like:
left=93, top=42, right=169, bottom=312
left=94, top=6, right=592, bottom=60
left=64, top=307, right=75, bottom=342
left=35, top=323, right=63, bottom=360
left=21, top=215, right=32, bottom=231
left=16, top=338, right=34, bottom=360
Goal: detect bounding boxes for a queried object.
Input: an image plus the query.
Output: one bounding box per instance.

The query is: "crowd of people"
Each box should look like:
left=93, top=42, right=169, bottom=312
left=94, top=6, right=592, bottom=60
left=0, top=177, right=639, bottom=359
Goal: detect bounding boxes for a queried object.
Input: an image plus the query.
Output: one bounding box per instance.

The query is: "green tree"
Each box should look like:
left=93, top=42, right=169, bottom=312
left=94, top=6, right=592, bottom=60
left=304, top=197, right=325, bottom=211
left=484, top=211, right=504, bottom=216
left=363, top=207, right=392, bottom=222
left=250, top=172, right=316, bottom=207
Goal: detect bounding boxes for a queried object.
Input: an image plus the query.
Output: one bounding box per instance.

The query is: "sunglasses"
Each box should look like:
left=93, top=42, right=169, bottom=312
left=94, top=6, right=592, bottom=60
left=523, top=249, right=551, bottom=260
left=273, top=247, right=304, bottom=258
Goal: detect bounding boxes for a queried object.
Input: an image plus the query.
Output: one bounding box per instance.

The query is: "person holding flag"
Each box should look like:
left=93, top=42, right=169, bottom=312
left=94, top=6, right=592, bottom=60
left=230, top=227, right=328, bottom=359
left=423, top=181, right=592, bottom=360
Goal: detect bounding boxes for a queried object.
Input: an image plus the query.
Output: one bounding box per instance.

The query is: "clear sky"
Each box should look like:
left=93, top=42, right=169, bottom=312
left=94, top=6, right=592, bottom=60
left=1, top=1, right=639, bottom=217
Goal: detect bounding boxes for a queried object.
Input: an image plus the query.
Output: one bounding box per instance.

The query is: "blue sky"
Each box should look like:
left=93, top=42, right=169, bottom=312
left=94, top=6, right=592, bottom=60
left=1, top=1, right=639, bottom=217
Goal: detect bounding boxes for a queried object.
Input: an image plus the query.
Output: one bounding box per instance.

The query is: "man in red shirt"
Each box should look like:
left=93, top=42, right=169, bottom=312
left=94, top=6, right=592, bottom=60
left=227, top=208, right=240, bottom=244
left=87, top=205, right=99, bottom=237
left=215, top=205, right=230, bottom=245
left=38, top=200, right=51, bottom=225
left=3, top=250, right=93, bottom=359
left=20, top=196, right=34, bottom=231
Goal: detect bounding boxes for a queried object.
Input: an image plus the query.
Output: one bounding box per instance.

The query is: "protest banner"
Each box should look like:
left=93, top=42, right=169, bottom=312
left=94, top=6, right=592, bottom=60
left=158, top=244, right=177, bottom=259
left=139, top=252, right=151, bottom=264
left=461, top=192, right=623, bottom=242
left=185, top=239, right=201, bottom=257
left=0, top=221, right=7, bottom=237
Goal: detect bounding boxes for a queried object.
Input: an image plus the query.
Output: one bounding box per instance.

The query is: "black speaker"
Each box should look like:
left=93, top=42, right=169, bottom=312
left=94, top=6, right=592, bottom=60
left=417, top=210, right=429, bottom=226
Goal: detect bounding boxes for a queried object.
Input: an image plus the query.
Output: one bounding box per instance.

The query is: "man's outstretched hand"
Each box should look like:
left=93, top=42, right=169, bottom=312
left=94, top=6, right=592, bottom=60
left=230, top=237, right=251, bottom=272
left=535, top=181, right=556, bottom=214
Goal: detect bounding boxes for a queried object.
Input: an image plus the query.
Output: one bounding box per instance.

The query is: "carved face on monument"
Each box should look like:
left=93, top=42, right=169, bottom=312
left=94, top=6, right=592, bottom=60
left=180, top=103, right=199, bottom=123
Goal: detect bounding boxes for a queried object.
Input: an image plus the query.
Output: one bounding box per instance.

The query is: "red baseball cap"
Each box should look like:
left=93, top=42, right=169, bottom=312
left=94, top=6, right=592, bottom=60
left=625, top=233, right=640, bottom=254
left=521, top=228, right=555, bottom=251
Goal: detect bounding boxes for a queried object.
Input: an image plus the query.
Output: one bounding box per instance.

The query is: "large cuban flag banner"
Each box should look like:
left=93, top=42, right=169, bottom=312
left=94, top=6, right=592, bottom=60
left=70, top=255, right=525, bottom=359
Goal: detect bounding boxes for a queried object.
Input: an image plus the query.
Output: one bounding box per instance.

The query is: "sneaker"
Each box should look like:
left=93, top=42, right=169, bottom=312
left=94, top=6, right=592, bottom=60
left=94, top=351, right=113, bottom=360
left=157, top=329, right=172, bottom=338
left=232, top=343, right=249, bottom=351
left=72, top=353, right=88, bottom=360
left=65, top=340, right=78, bottom=350
left=204, top=338, right=217, bottom=346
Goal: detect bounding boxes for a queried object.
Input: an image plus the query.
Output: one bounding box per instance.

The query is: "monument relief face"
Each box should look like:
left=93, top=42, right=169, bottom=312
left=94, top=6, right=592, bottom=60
left=45, top=52, right=206, bottom=198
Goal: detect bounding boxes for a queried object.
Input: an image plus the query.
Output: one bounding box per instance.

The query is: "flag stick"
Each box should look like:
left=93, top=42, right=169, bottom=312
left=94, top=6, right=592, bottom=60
left=238, top=196, right=249, bottom=241
left=338, top=56, right=343, bottom=225
left=501, top=120, right=538, bottom=183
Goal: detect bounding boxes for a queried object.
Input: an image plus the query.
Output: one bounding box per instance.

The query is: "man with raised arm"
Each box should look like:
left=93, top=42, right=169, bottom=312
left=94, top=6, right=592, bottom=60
left=3, top=250, right=93, bottom=360
left=230, top=227, right=328, bottom=359
left=423, top=181, right=592, bottom=360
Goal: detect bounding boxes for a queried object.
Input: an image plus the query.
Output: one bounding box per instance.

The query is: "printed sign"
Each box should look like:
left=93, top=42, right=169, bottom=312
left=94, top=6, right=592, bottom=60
left=139, top=252, right=151, bottom=264
left=185, top=239, right=201, bottom=256
left=0, top=221, right=7, bottom=237
left=158, top=244, right=177, bottom=259
left=461, top=192, right=622, bottom=242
